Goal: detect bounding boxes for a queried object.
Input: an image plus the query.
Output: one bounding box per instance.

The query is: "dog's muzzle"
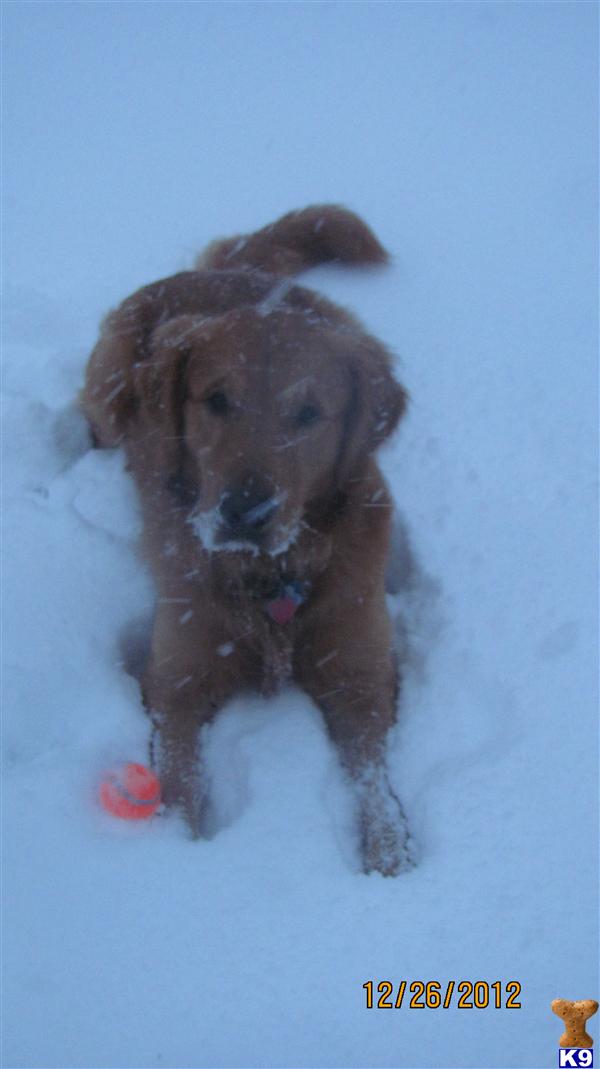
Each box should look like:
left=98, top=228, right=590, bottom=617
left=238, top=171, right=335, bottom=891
left=219, top=475, right=279, bottom=544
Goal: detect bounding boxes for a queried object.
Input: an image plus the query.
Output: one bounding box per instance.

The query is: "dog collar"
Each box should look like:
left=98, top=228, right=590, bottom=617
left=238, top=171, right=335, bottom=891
left=266, top=581, right=307, bottom=625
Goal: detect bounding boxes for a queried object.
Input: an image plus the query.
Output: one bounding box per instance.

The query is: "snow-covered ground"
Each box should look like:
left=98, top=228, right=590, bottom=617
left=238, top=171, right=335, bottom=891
left=2, top=4, right=598, bottom=1068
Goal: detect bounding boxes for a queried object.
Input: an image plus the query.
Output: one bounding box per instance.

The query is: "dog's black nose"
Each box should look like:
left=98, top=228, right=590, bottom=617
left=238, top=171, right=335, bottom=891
left=220, top=476, right=278, bottom=540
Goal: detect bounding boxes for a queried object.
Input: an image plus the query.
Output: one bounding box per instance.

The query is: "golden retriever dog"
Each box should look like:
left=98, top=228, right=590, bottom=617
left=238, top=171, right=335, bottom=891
left=81, top=205, right=413, bottom=875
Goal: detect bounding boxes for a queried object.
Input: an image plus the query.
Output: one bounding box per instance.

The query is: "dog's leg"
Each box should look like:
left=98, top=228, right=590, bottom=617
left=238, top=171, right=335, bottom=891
left=323, top=695, right=414, bottom=877
left=349, top=746, right=414, bottom=877
left=142, top=601, right=256, bottom=837
left=143, top=661, right=229, bottom=837
left=296, top=614, right=414, bottom=876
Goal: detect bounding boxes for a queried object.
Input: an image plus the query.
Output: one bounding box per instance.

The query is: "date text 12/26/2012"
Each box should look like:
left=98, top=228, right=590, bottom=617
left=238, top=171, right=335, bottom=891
left=362, top=980, right=522, bottom=1010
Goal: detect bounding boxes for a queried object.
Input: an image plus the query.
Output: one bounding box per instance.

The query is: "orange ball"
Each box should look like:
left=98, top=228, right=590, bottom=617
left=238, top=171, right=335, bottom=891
left=99, top=762, right=161, bottom=821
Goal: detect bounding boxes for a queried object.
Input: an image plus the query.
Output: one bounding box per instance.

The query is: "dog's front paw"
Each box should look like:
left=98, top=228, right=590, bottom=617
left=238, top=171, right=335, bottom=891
left=361, top=813, right=415, bottom=876
left=159, top=769, right=207, bottom=839
left=357, top=768, right=415, bottom=876
left=149, top=720, right=207, bottom=839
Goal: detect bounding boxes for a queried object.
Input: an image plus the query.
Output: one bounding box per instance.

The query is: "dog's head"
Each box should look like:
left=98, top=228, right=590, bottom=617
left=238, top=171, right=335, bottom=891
left=84, top=295, right=407, bottom=556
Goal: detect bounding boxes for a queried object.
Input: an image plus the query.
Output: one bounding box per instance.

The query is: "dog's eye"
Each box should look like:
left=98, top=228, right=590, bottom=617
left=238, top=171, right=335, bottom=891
left=295, top=403, right=321, bottom=427
left=204, top=390, right=229, bottom=416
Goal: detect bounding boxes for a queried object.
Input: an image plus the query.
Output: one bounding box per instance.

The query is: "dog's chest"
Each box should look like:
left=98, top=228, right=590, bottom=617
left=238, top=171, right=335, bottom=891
left=211, top=559, right=313, bottom=696
left=260, top=625, right=295, bottom=697
left=236, top=592, right=303, bottom=697
left=217, top=600, right=294, bottom=696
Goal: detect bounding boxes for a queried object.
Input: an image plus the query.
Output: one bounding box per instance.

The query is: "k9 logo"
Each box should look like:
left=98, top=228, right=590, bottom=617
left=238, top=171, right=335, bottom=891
left=559, top=1051, right=593, bottom=1068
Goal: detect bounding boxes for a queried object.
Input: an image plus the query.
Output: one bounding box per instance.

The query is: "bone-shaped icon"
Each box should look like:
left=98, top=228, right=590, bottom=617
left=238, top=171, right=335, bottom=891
left=551, top=999, right=599, bottom=1049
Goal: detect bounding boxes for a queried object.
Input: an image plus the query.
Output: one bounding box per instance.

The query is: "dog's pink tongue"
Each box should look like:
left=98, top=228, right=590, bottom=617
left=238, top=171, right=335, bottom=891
left=266, top=597, right=298, bottom=625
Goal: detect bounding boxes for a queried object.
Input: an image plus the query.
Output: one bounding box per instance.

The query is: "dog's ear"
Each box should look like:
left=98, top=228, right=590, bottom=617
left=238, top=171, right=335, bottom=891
left=81, top=301, right=196, bottom=434
left=335, top=336, right=408, bottom=488
left=132, top=315, right=196, bottom=418
left=80, top=289, right=171, bottom=446
left=79, top=305, right=140, bottom=446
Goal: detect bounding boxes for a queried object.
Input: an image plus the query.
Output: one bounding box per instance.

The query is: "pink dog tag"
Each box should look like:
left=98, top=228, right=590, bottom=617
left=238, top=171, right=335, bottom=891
left=266, top=596, right=299, bottom=625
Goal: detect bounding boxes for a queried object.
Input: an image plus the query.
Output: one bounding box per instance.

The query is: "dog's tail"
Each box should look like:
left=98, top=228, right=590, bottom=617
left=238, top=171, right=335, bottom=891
left=196, top=204, right=388, bottom=277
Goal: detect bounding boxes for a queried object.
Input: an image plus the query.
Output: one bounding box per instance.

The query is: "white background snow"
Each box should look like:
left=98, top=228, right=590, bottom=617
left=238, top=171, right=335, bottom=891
left=2, top=3, right=598, bottom=1068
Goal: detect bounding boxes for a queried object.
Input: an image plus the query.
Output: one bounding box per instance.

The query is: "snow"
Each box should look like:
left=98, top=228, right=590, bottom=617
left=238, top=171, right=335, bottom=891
left=2, top=3, right=598, bottom=1068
